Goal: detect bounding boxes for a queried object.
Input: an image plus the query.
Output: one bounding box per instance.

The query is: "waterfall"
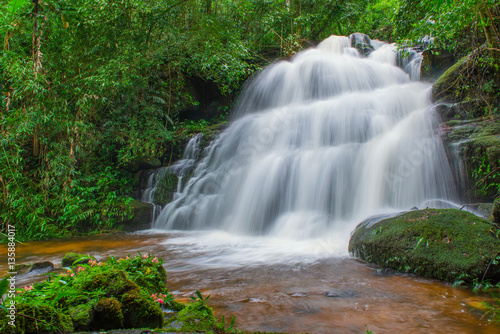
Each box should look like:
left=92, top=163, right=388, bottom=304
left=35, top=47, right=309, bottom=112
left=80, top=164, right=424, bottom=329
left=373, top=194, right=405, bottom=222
left=154, top=35, right=458, bottom=244
left=140, top=134, right=204, bottom=221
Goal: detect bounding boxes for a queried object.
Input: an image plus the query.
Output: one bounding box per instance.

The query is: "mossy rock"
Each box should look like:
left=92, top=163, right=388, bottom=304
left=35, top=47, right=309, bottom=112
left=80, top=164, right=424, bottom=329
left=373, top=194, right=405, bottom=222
left=78, top=269, right=139, bottom=297
left=69, top=304, right=94, bottom=331
left=61, top=253, right=95, bottom=267
left=91, top=297, right=124, bottom=330
left=165, top=301, right=223, bottom=333
left=121, top=289, right=163, bottom=329
left=432, top=54, right=470, bottom=103
left=349, top=209, right=500, bottom=285
left=0, top=303, right=73, bottom=334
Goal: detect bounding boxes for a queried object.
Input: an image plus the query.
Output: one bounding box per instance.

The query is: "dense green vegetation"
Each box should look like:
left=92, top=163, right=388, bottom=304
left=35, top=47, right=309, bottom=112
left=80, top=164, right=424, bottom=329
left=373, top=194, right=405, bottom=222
left=0, top=253, right=258, bottom=332
left=1, top=0, right=499, bottom=241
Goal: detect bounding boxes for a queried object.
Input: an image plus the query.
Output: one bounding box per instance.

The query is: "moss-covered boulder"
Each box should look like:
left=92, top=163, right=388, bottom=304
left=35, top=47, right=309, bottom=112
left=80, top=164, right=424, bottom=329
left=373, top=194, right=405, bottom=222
left=349, top=209, right=500, bottom=285
left=0, top=303, right=73, bottom=334
left=61, top=253, right=95, bottom=267
left=69, top=304, right=94, bottom=331
left=78, top=269, right=139, bottom=297
left=121, top=289, right=164, bottom=329
left=92, top=297, right=124, bottom=330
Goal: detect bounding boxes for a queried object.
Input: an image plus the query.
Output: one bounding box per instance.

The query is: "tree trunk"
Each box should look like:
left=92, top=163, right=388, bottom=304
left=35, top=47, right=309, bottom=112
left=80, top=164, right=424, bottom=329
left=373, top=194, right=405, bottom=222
left=479, top=8, right=500, bottom=60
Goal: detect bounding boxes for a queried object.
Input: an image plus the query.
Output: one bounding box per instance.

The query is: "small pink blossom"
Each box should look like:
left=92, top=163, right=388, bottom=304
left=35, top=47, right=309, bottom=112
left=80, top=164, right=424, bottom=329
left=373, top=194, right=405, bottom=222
left=142, top=254, right=149, bottom=259
left=152, top=257, right=159, bottom=263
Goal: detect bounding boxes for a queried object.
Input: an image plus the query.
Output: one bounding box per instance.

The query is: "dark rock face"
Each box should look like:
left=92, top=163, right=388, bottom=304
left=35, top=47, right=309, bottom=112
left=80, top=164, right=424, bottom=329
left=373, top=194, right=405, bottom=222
left=493, top=199, right=500, bottom=225
left=349, top=209, right=500, bottom=285
left=421, top=49, right=455, bottom=81
left=349, top=33, right=375, bottom=56
left=118, top=200, right=154, bottom=231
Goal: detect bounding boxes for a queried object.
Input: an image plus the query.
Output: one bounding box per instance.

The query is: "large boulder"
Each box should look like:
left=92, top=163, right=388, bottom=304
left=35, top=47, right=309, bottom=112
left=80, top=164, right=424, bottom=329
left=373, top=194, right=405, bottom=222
left=349, top=209, right=500, bottom=285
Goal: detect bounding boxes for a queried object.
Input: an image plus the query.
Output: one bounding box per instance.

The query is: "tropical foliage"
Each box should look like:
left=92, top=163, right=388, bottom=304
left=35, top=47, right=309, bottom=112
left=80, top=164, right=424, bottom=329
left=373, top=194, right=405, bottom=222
left=1, top=0, right=499, bottom=241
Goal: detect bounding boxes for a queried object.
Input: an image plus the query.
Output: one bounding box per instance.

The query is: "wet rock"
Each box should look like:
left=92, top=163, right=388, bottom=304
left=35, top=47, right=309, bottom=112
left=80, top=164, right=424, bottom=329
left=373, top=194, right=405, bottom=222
left=325, top=290, right=358, bottom=298
left=15, top=261, right=54, bottom=275
left=349, top=33, right=374, bottom=56
left=349, top=209, right=500, bottom=285
left=442, top=118, right=500, bottom=201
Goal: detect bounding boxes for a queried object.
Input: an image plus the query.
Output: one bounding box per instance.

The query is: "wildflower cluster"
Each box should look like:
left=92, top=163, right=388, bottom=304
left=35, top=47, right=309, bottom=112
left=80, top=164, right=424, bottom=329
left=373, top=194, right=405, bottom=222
left=21, top=285, right=34, bottom=293
left=88, top=259, right=104, bottom=267
left=151, top=293, right=169, bottom=305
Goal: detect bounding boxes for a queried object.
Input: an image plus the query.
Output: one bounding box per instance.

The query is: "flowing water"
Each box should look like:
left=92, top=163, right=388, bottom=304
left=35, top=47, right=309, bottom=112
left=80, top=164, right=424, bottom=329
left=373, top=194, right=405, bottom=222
left=7, top=35, right=496, bottom=333
left=1, top=232, right=498, bottom=333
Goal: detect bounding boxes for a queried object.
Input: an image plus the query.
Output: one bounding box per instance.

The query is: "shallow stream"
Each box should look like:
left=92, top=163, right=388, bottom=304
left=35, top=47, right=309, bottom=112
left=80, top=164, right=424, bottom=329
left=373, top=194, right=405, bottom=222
left=2, top=231, right=498, bottom=334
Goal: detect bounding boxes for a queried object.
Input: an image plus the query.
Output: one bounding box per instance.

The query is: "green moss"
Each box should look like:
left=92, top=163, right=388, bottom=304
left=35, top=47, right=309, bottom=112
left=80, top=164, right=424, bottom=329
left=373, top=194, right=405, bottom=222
left=92, top=297, right=124, bottom=330
left=0, top=303, right=73, bottom=334
left=165, top=301, right=224, bottom=333
left=61, top=252, right=95, bottom=267
left=69, top=304, right=93, bottom=331
left=121, top=289, right=164, bottom=329
left=349, top=209, right=500, bottom=285
left=78, top=269, right=139, bottom=297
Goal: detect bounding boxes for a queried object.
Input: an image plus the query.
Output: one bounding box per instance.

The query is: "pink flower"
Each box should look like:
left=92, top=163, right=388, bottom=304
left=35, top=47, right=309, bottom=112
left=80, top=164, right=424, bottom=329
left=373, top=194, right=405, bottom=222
left=70, top=273, right=75, bottom=277
left=157, top=298, right=164, bottom=305
left=152, top=257, right=159, bottom=263
left=142, top=254, right=149, bottom=259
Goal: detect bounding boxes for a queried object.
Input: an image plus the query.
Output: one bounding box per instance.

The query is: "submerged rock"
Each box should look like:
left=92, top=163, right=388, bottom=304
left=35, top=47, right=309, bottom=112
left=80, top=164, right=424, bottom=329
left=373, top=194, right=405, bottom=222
left=349, top=209, right=500, bottom=285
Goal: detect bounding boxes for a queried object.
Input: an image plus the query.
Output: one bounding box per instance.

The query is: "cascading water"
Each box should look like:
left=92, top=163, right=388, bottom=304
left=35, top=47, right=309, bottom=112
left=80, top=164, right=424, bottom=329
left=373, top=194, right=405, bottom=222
left=140, top=134, right=204, bottom=222
left=153, top=35, right=459, bottom=254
